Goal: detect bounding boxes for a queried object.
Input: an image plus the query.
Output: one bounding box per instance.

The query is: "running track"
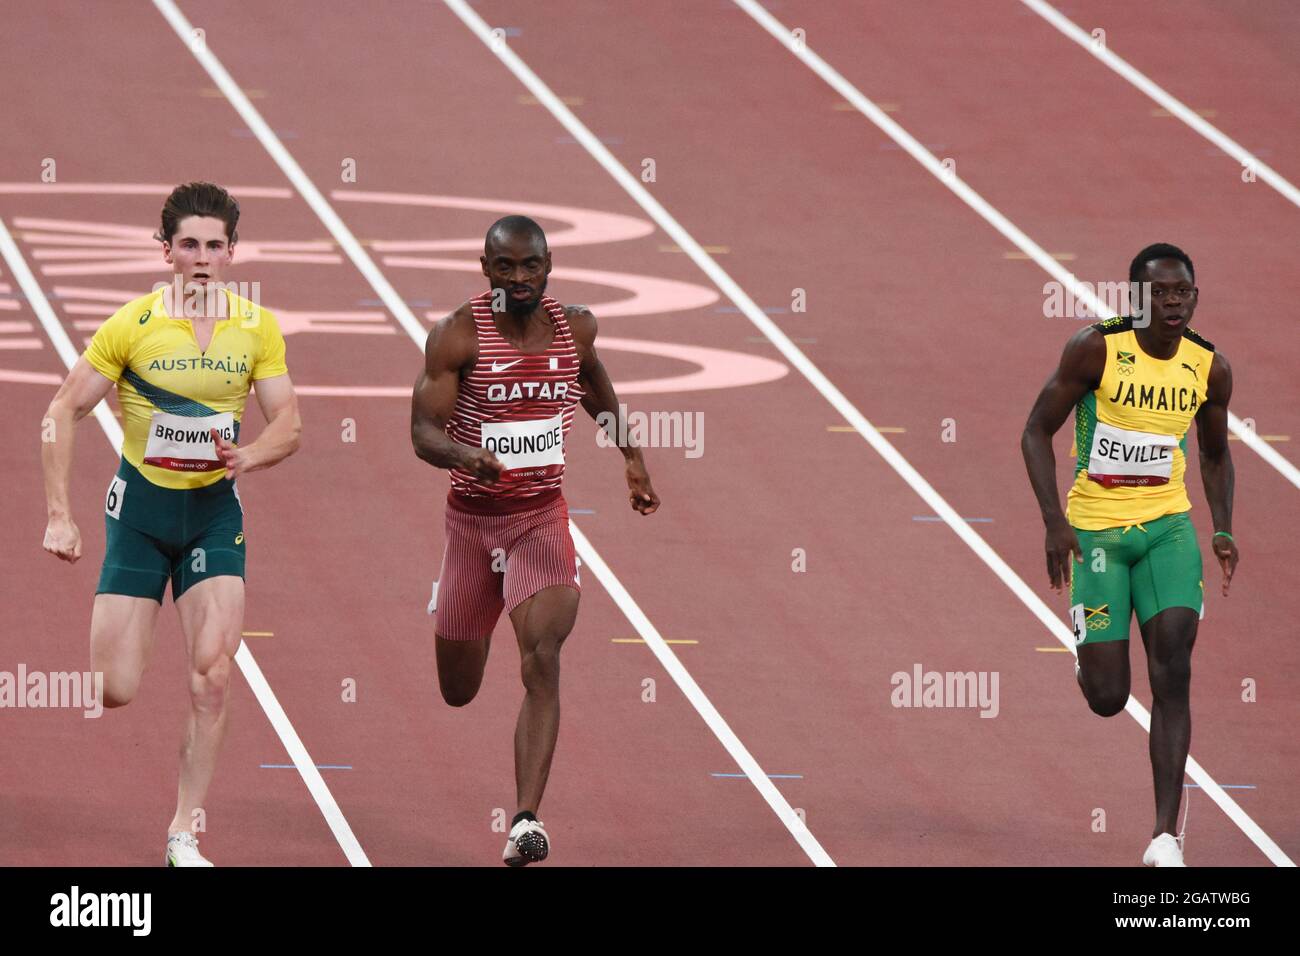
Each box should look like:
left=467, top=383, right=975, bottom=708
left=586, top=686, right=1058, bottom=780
left=1, top=0, right=1296, bottom=866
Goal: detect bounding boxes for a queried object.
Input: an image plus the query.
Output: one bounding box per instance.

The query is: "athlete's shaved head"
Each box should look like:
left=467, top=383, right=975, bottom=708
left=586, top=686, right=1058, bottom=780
left=484, top=215, right=548, bottom=258
left=1129, top=242, right=1198, bottom=344
left=481, top=216, right=552, bottom=317
left=1129, top=242, right=1194, bottom=286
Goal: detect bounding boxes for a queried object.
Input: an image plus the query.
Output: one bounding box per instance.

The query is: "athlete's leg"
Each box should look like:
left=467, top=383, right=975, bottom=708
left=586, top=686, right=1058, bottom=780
left=508, top=584, right=579, bottom=814
left=1071, top=526, right=1135, bottom=717
left=1138, top=607, right=1198, bottom=838
left=432, top=510, right=503, bottom=706
left=1132, top=514, right=1204, bottom=840
left=94, top=512, right=170, bottom=706
left=90, top=595, right=161, bottom=707
left=435, top=633, right=493, bottom=706
left=169, top=575, right=243, bottom=835
left=1133, top=513, right=1204, bottom=840
left=1077, top=640, right=1131, bottom=717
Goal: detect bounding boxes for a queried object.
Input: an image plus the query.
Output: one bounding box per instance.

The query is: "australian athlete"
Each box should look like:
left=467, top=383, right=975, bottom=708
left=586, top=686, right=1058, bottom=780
left=41, top=182, right=301, bottom=866
left=1021, top=243, right=1237, bottom=867
left=411, top=215, right=659, bottom=865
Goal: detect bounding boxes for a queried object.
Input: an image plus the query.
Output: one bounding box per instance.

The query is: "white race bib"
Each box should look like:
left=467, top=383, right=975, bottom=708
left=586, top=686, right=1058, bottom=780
left=143, top=410, right=235, bottom=472
left=1086, top=421, right=1177, bottom=488
left=480, top=414, right=565, bottom=471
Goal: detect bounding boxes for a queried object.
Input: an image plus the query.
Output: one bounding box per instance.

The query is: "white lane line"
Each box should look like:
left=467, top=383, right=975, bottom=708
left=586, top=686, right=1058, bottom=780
left=732, top=0, right=1293, bottom=867
left=0, top=215, right=371, bottom=869
left=151, top=0, right=833, bottom=868
left=569, top=524, right=830, bottom=867
left=1021, top=0, right=1300, bottom=209
left=736, top=0, right=1300, bottom=492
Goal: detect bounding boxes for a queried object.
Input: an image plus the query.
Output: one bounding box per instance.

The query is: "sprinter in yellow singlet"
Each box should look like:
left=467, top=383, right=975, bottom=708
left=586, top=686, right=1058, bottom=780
left=1021, top=243, right=1238, bottom=868
left=40, top=183, right=301, bottom=866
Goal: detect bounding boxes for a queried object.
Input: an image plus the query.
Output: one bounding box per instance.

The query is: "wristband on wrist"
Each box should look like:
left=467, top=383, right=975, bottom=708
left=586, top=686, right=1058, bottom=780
left=1213, top=531, right=1235, bottom=544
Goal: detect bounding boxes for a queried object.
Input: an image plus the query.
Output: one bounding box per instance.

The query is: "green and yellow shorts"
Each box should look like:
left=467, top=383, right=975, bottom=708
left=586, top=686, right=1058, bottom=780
left=1069, top=511, right=1204, bottom=645
left=97, top=458, right=246, bottom=604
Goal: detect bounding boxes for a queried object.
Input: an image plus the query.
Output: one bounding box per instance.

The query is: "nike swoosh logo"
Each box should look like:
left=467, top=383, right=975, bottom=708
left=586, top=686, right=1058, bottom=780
left=490, top=359, right=523, bottom=373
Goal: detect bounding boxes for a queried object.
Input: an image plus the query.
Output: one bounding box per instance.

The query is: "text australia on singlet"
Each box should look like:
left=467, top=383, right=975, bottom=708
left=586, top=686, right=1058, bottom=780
left=141, top=354, right=248, bottom=472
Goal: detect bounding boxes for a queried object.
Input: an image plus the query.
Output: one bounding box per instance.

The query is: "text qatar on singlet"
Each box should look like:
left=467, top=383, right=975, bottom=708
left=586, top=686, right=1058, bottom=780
left=444, top=292, right=586, bottom=513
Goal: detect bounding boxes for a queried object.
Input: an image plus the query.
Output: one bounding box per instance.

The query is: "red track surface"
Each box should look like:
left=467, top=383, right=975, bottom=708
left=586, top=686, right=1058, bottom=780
left=2, top=1, right=1296, bottom=866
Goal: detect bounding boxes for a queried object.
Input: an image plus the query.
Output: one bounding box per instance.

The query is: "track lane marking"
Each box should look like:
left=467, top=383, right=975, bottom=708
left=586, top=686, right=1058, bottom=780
left=1020, top=0, right=1300, bottom=211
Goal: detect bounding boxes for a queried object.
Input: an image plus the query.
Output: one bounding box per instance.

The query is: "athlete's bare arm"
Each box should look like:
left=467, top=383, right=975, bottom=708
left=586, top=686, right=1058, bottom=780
left=1196, top=352, right=1237, bottom=596
left=41, top=357, right=118, bottom=563
left=411, top=303, right=503, bottom=482
left=567, top=305, right=659, bottom=515
left=212, top=373, right=302, bottom=481
left=1021, top=326, right=1106, bottom=591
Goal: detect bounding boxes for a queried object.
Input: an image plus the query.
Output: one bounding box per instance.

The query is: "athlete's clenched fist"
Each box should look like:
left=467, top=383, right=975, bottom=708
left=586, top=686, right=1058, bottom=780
left=43, top=514, right=83, bottom=563
left=460, top=446, right=505, bottom=483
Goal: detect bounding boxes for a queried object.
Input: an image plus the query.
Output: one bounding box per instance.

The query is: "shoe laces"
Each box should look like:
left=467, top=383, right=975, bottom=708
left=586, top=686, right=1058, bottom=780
left=169, top=831, right=199, bottom=849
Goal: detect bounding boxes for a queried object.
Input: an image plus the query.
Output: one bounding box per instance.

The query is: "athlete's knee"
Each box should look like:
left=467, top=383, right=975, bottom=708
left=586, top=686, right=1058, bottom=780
left=97, top=662, right=144, bottom=708
left=439, top=681, right=480, bottom=708
left=188, top=654, right=232, bottom=714
left=1084, top=684, right=1129, bottom=717
left=520, top=644, right=562, bottom=692
left=101, top=679, right=138, bottom=709
left=1149, top=653, right=1192, bottom=702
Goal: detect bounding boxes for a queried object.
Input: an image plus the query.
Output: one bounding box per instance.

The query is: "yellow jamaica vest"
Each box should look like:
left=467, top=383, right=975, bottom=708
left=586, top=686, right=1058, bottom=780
left=1066, top=316, right=1215, bottom=530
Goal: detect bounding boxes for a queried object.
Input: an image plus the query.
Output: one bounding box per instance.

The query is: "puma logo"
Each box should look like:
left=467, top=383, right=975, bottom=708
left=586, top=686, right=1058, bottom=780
left=490, top=359, right=523, bottom=373
left=1181, top=362, right=1199, bottom=379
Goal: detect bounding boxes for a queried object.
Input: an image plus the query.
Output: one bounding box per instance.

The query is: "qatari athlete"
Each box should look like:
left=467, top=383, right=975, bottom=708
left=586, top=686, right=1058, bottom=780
left=411, top=215, right=660, bottom=865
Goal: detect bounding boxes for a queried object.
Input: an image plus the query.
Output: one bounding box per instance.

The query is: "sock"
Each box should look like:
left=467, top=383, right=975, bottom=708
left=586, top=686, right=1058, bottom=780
left=512, top=810, right=536, bottom=828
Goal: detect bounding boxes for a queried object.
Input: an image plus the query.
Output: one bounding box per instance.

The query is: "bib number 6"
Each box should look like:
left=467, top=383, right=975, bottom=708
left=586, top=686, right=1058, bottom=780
left=105, top=476, right=126, bottom=520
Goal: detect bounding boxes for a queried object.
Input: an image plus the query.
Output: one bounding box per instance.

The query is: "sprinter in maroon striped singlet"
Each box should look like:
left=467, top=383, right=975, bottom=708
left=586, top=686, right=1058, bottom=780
left=411, top=216, right=660, bottom=865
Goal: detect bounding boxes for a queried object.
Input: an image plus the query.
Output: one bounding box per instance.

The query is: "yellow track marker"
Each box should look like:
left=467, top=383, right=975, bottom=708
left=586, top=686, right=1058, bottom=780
left=612, top=639, right=698, bottom=645
left=242, top=631, right=274, bottom=638
left=1004, top=251, right=1076, bottom=261
left=1036, top=646, right=1073, bottom=653
left=1229, top=434, right=1288, bottom=442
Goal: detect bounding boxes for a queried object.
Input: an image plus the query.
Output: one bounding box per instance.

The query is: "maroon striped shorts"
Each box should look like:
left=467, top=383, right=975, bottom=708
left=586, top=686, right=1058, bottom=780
left=433, top=493, right=581, bottom=640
